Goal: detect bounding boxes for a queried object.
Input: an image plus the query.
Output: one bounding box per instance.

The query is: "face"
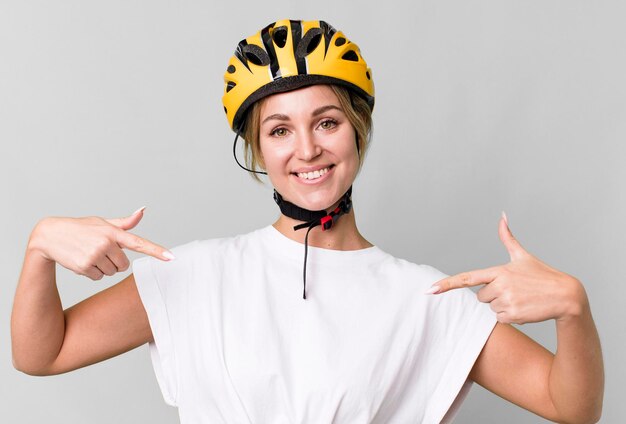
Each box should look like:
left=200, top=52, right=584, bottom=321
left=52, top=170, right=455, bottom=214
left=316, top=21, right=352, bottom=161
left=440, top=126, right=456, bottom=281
left=259, top=85, right=359, bottom=211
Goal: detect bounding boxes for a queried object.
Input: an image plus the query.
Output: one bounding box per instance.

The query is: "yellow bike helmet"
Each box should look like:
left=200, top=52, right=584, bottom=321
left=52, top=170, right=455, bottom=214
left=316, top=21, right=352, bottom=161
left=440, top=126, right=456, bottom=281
left=222, top=19, right=375, bottom=133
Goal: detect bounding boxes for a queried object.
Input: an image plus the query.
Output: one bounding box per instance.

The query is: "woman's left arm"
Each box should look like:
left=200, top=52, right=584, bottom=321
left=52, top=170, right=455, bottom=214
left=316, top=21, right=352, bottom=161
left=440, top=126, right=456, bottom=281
left=430, top=214, right=604, bottom=424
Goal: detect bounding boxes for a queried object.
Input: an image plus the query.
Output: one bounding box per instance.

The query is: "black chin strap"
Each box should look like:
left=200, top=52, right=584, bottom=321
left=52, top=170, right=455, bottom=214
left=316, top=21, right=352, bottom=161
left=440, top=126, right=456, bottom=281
left=274, top=187, right=353, bottom=299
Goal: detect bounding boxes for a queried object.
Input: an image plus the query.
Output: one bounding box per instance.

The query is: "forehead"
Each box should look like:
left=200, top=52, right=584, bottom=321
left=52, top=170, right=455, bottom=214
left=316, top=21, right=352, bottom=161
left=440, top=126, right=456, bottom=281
left=259, top=85, right=341, bottom=118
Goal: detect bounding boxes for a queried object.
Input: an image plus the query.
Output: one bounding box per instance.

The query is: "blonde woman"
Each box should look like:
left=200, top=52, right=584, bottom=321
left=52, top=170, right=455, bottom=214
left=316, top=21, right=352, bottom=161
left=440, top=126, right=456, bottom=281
left=12, top=19, right=603, bottom=423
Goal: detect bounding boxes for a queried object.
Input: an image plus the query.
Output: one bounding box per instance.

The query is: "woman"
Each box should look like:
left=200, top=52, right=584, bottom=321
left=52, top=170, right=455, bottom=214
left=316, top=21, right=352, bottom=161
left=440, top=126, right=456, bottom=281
left=11, top=19, right=603, bottom=423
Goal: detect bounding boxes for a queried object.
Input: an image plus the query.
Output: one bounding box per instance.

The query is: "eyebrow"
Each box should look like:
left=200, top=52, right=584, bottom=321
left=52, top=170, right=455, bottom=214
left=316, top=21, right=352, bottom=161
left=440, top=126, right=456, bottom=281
left=261, top=104, right=343, bottom=125
left=312, top=104, right=342, bottom=117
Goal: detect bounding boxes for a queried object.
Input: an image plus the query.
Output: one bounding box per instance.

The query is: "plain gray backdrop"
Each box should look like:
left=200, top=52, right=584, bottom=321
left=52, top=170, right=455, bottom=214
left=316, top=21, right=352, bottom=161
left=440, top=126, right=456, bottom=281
left=2, top=1, right=624, bottom=422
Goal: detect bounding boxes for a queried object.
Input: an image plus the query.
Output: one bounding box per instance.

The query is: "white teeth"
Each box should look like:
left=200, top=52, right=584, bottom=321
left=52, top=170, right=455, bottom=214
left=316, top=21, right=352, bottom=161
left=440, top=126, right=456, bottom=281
left=297, top=167, right=330, bottom=180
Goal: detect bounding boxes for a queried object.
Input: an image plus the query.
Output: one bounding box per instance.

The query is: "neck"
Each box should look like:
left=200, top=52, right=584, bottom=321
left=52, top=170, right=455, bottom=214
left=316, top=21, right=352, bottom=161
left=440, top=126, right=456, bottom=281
left=273, top=206, right=372, bottom=250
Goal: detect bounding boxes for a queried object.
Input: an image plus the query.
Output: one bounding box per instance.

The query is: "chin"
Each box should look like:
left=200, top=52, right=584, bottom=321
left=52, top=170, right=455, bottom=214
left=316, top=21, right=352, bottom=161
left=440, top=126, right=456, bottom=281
left=291, top=188, right=347, bottom=212
left=298, top=199, right=334, bottom=212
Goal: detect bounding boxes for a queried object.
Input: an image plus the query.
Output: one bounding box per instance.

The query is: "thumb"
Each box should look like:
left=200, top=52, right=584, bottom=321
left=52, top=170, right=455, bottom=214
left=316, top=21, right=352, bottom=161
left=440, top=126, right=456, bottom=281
left=499, top=211, right=526, bottom=261
left=104, top=206, right=146, bottom=230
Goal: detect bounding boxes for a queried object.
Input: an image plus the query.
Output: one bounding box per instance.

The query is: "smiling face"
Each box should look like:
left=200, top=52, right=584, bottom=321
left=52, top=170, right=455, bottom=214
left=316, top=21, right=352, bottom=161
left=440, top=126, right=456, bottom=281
left=259, top=85, right=359, bottom=211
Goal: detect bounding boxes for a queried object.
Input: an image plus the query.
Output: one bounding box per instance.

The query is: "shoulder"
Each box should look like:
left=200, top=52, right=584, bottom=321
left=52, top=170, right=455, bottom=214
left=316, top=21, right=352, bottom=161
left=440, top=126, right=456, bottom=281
left=373, top=250, right=484, bottom=310
left=371, top=248, right=449, bottom=290
left=145, top=226, right=270, bottom=261
left=132, top=226, right=279, bottom=275
left=195, top=226, right=270, bottom=257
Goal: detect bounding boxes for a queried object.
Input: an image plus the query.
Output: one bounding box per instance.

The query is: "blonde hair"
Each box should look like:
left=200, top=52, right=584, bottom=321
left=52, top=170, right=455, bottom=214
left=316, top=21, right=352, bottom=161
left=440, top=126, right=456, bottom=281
left=240, top=85, right=373, bottom=181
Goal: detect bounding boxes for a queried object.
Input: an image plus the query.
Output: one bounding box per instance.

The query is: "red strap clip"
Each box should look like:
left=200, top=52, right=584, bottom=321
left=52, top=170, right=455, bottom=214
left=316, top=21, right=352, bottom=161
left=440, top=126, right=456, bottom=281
left=320, top=215, right=334, bottom=231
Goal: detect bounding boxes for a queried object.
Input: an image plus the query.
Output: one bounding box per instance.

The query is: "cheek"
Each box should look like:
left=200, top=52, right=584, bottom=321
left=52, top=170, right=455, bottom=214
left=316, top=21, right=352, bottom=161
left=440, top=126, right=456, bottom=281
left=259, top=139, right=286, bottom=173
left=336, top=128, right=359, bottom=167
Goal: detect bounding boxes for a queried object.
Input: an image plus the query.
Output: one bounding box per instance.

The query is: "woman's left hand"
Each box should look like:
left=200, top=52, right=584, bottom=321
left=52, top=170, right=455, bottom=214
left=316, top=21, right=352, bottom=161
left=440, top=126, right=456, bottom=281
left=428, top=213, right=589, bottom=324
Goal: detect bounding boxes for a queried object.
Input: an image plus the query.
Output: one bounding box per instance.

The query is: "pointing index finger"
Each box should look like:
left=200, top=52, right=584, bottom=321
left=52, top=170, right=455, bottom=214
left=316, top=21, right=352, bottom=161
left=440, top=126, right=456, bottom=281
left=116, top=230, right=176, bottom=261
left=426, top=266, right=500, bottom=295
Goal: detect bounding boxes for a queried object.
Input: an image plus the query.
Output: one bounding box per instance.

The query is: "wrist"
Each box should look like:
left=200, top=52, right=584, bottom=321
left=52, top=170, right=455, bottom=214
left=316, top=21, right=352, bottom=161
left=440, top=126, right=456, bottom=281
left=556, top=277, right=589, bottom=322
left=27, top=218, right=55, bottom=264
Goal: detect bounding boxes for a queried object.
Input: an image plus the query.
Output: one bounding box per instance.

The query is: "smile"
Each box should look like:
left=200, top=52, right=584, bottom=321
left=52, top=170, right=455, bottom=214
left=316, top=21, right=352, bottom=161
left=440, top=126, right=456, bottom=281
left=295, top=166, right=332, bottom=180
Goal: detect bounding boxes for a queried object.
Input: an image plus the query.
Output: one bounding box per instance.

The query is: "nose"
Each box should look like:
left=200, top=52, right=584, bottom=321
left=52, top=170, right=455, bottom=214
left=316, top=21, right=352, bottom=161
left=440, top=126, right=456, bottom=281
left=294, top=131, right=322, bottom=162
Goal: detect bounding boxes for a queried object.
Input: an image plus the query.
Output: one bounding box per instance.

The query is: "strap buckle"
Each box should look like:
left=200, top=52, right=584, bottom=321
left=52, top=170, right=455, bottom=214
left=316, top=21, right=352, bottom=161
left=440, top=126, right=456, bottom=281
left=320, top=215, right=334, bottom=231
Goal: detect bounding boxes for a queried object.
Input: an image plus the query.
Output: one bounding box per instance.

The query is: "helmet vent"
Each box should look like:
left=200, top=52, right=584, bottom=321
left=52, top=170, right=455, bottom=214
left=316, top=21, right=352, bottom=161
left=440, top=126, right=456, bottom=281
left=306, top=33, right=322, bottom=54
left=242, top=44, right=270, bottom=66
left=366, top=71, right=371, bottom=80
left=335, top=37, right=346, bottom=47
left=296, top=28, right=322, bottom=58
left=341, top=50, right=359, bottom=62
left=272, top=26, right=288, bottom=48
left=226, top=81, right=236, bottom=93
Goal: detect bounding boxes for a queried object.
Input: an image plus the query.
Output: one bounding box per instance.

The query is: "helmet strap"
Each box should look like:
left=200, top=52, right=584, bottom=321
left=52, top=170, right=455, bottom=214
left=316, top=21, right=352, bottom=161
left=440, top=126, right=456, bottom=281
left=232, top=121, right=267, bottom=175
left=273, top=187, right=353, bottom=299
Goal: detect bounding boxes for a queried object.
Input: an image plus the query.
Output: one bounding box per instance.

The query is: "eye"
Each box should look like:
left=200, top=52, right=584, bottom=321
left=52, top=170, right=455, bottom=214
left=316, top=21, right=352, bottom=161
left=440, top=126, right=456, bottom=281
left=270, top=127, right=288, bottom=137
left=319, top=119, right=337, bottom=130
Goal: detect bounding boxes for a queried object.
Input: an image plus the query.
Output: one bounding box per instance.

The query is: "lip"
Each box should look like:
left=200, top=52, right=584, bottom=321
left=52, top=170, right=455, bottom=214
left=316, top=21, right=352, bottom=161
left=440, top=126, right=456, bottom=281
left=291, top=164, right=334, bottom=174
left=291, top=165, right=335, bottom=185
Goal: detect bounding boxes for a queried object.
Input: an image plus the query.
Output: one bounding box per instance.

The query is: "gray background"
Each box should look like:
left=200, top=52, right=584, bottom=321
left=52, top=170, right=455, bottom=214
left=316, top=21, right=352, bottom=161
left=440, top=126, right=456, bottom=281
left=1, top=1, right=624, bottom=422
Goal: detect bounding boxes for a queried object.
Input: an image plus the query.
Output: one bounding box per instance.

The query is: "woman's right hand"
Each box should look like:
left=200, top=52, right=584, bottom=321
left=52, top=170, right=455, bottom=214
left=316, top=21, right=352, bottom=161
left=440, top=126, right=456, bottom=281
left=27, top=207, right=174, bottom=281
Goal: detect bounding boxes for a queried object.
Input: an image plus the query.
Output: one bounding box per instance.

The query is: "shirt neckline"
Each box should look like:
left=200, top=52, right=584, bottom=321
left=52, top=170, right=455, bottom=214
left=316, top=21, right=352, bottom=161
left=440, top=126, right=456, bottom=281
left=260, top=225, right=385, bottom=265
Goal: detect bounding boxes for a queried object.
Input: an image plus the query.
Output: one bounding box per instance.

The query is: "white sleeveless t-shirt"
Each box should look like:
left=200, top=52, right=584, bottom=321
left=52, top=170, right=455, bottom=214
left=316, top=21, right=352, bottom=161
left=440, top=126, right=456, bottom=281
left=132, top=225, right=497, bottom=423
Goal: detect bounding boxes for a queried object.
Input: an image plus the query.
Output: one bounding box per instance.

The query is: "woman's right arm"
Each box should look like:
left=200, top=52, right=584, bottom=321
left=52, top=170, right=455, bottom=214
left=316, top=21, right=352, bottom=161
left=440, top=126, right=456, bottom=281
left=11, top=209, right=173, bottom=376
